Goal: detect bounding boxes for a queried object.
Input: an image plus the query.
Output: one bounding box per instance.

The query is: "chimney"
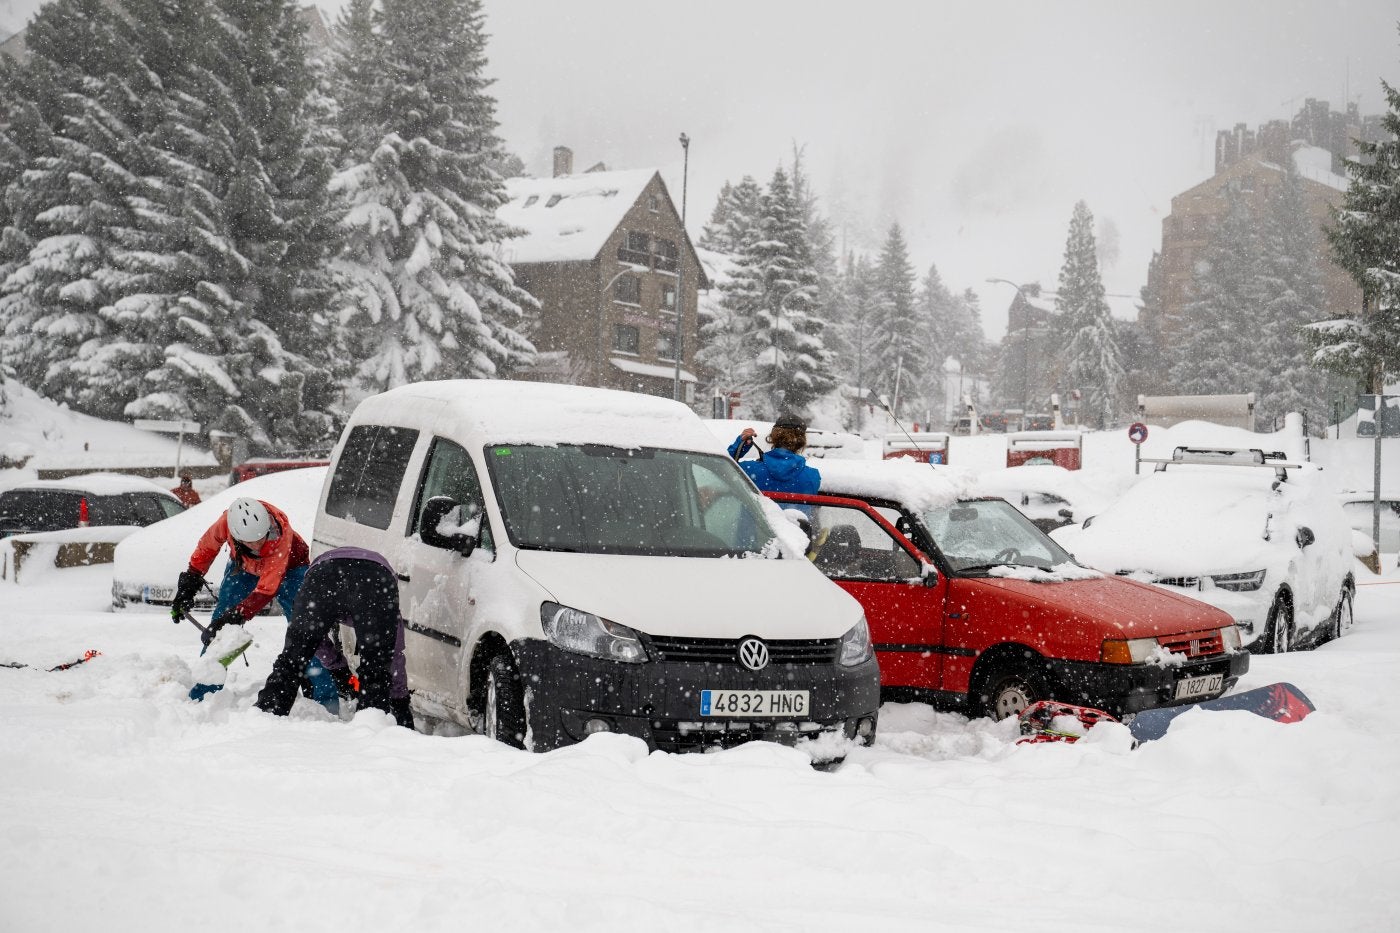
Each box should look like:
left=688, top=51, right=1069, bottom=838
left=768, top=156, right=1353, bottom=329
left=552, top=146, right=573, bottom=178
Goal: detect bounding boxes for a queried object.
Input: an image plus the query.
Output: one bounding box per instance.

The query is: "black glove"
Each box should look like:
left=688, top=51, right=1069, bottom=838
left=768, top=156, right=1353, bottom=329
left=328, top=665, right=358, bottom=701
left=171, top=570, right=204, bottom=619
left=200, top=610, right=242, bottom=649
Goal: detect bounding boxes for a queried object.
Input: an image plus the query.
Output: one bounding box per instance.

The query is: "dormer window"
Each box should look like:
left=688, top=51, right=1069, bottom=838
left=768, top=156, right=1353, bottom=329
left=546, top=194, right=563, bottom=207
left=523, top=195, right=539, bottom=207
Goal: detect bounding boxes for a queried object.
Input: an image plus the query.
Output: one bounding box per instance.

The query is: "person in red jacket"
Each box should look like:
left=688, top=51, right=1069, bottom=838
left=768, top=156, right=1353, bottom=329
left=171, top=497, right=310, bottom=647
left=170, top=472, right=201, bottom=508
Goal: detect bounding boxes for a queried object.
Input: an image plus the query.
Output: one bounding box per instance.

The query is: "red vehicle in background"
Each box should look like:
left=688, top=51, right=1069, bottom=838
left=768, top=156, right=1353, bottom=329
left=229, top=456, right=330, bottom=486
left=768, top=459, right=1248, bottom=720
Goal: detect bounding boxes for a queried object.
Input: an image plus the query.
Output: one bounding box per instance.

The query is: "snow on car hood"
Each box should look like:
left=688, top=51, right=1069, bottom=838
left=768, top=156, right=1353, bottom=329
left=1063, top=469, right=1284, bottom=577
left=513, top=549, right=863, bottom=640
left=112, top=468, right=328, bottom=594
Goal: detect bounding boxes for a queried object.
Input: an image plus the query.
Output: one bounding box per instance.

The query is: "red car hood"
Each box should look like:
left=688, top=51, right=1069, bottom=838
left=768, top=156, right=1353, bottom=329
left=968, top=574, right=1233, bottom=639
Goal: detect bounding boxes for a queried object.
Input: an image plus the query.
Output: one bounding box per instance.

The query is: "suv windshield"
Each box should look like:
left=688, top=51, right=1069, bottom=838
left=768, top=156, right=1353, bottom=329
left=487, top=444, right=776, bottom=557
left=921, top=498, right=1075, bottom=574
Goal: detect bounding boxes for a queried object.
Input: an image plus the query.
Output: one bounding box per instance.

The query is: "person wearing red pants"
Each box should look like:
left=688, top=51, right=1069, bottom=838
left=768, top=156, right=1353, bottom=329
left=253, top=547, right=412, bottom=728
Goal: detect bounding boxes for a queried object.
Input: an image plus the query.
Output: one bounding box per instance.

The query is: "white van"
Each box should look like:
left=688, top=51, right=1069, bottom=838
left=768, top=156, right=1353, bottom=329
left=312, top=380, right=879, bottom=754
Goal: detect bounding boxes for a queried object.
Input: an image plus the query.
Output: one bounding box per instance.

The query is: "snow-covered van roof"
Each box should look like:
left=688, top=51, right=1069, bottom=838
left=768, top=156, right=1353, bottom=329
left=498, top=169, right=658, bottom=265
left=349, top=380, right=725, bottom=453
left=9, top=472, right=179, bottom=497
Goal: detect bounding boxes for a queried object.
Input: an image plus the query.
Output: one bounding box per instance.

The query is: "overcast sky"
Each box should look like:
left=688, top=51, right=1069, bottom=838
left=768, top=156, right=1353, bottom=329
left=4, top=0, right=1397, bottom=339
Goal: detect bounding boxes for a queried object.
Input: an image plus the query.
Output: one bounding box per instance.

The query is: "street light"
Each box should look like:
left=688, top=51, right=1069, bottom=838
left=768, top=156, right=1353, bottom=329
left=986, top=278, right=1042, bottom=421
left=672, top=132, right=690, bottom=402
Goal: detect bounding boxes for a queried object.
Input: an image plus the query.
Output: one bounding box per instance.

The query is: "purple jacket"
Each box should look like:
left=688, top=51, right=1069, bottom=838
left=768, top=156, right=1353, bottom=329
left=312, top=547, right=408, bottom=699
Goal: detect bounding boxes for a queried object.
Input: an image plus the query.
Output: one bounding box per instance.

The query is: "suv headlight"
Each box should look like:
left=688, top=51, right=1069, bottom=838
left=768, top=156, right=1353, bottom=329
left=1210, top=570, right=1266, bottom=592
left=539, top=602, right=648, bottom=663
left=838, top=616, right=874, bottom=666
left=1101, top=636, right=1157, bottom=664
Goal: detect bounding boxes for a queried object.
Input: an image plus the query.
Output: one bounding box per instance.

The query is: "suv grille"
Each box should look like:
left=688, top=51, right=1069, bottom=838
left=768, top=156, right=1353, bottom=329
left=650, top=718, right=842, bottom=753
left=1158, top=630, right=1225, bottom=659
left=644, top=635, right=839, bottom=665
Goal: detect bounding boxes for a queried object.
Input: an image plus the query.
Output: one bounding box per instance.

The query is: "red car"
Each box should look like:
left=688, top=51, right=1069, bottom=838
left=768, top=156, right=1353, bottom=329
left=768, top=460, right=1248, bottom=720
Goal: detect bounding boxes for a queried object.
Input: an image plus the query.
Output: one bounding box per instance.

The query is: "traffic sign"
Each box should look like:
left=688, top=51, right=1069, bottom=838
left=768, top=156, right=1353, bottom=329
left=1128, top=422, right=1149, bottom=445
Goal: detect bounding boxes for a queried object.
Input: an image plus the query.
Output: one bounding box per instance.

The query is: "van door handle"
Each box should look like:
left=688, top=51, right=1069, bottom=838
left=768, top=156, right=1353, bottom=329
left=396, top=573, right=410, bottom=583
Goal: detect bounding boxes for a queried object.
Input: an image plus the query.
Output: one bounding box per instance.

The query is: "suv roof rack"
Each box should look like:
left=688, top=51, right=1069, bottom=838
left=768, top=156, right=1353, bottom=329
left=1140, top=446, right=1302, bottom=480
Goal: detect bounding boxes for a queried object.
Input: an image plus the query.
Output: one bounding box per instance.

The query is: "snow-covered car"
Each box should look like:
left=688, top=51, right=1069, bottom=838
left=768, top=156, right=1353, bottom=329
left=318, top=381, right=879, bottom=757
left=771, top=458, right=1247, bottom=720
left=0, top=473, right=185, bottom=538
left=971, top=464, right=1114, bottom=533
left=1337, top=491, right=1400, bottom=555
left=111, top=467, right=326, bottom=609
left=1055, top=448, right=1355, bottom=654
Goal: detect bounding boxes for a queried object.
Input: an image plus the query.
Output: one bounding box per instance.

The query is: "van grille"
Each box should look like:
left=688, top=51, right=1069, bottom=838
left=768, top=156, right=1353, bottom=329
left=1158, top=630, right=1225, bottom=659
left=644, top=635, right=839, bottom=666
left=649, top=718, right=842, bottom=753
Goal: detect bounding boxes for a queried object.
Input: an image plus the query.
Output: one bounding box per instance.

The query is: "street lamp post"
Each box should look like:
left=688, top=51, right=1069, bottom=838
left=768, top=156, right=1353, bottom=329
left=672, top=132, right=690, bottom=402
left=986, top=277, right=1041, bottom=421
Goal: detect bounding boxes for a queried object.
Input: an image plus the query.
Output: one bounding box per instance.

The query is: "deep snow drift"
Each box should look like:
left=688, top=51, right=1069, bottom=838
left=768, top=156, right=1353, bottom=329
left=2, top=558, right=1397, bottom=932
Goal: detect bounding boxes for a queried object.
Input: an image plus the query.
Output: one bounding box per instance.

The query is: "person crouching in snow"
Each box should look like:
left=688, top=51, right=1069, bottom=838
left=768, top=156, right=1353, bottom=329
left=171, top=498, right=318, bottom=701
left=254, top=548, right=413, bottom=729
left=727, top=414, right=821, bottom=495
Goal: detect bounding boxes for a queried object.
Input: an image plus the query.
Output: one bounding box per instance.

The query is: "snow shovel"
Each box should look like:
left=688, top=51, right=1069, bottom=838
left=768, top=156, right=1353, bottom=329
left=182, top=610, right=254, bottom=702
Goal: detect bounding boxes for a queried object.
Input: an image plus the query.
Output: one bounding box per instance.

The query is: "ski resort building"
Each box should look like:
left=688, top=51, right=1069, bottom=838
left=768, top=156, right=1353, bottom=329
left=499, top=149, right=709, bottom=401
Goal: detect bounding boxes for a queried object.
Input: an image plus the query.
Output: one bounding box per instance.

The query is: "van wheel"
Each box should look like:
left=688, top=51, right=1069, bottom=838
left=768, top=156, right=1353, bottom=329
left=976, top=665, right=1045, bottom=721
left=1263, top=592, right=1292, bottom=654
left=1330, top=586, right=1354, bottom=642
left=484, top=653, right=527, bottom=748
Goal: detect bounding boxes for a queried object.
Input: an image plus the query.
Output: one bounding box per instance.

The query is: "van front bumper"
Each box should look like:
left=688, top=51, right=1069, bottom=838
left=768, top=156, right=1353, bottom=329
left=1045, top=650, right=1250, bottom=715
left=512, top=639, right=881, bottom=755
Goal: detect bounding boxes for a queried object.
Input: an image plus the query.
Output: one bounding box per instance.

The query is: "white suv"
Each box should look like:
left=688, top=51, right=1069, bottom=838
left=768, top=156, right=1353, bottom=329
left=1054, top=448, right=1355, bottom=653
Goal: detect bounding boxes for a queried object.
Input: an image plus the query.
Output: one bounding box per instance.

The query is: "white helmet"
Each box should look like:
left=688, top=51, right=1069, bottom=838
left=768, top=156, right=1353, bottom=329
left=227, top=497, right=271, bottom=542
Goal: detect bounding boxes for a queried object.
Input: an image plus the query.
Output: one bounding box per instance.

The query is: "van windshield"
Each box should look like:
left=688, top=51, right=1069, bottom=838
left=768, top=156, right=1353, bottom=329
left=920, top=498, right=1074, bottom=574
left=486, top=444, right=778, bottom=557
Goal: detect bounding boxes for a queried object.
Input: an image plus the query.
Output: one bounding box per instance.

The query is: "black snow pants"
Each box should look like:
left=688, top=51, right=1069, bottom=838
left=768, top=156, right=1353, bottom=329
left=254, top=557, right=409, bottom=726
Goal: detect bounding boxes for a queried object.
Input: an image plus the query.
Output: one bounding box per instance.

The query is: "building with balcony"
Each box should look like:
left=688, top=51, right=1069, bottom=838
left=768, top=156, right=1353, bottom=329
left=499, top=147, right=708, bottom=401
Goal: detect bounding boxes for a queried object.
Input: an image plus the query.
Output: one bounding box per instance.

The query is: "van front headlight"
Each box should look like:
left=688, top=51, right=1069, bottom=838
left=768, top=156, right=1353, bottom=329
left=839, top=616, right=874, bottom=666
left=1210, top=570, right=1266, bottom=592
left=540, top=602, right=648, bottom=664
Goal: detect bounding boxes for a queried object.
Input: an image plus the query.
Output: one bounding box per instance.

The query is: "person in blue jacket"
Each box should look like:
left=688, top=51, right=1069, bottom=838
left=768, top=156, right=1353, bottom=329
left=727, top=414, right=821, bottom=494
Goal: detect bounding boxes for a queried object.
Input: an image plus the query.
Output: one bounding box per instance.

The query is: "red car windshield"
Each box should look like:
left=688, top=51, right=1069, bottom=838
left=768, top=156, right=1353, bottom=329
left=920, top=499, right=1075, bottom=573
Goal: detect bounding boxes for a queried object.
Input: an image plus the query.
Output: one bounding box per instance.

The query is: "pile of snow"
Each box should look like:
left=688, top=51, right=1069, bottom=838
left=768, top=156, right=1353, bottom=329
left=813, top=457, right=974, bottom=513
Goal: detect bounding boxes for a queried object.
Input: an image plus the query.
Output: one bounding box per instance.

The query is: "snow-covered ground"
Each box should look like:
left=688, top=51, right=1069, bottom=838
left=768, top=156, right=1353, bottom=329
left=2, top=557, right=1397, bottom=932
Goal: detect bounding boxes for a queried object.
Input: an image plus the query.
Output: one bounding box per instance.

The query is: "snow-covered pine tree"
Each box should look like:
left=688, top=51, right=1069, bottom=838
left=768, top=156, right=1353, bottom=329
left=1255, top=162, right=1334, bottom=429
left=330, top=0, right=536, bottom=394
left=1169, top=186, right=1267, bottom=403
left=830, top=251, right=879, bottom=431
left=1055, top=201, right=1124, bottom=426
left=1317, top=64, right=1400, bottom=393
left=699, top=175, right=762, bottom=257
left=916, top=264, right=957, bottom=404
left=722, top=166, right=833, bottom=416
left=698, top=181, right=735, bottom=252
left=869, top=223, right=918, bottom=405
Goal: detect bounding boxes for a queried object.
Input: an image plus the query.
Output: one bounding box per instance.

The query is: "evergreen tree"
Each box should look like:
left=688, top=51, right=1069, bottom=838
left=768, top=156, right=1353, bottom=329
left=698, top=180, right=734, bottom=252
left=1317, top=58, right=1400, bottom=392
left=330, top=0, right=535, bottom=393
left=698, top=175, right=761, bottom=256
left=832, top=252, right=879, bottom=432
left=718, top=167, right=833, bottom=416
left=1169, top=186, right=1266, bottom=401
left=869, top=223, right=918, bottom=405
left=1055, top=201, right=1124, bottom=426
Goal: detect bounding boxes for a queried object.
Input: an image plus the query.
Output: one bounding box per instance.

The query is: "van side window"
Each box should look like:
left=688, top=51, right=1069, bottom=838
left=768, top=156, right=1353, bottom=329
left=325, top=425, right=420, bottom=529
left=808, top=503, right=920, bottom=582
left=411, top=437, right=492, bottom=551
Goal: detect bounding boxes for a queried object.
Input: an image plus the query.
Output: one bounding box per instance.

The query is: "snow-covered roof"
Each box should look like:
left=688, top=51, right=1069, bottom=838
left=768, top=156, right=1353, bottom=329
left=498, top=170, right=658, bottom=265
left=352, top=380, right=723, bottom=453
left=811, top=458, right=976, bottom=513
left=609, top=357, right=696, bottom=383
left=1291, top=144, right=1348, bottom=192
left=9, top=472, right=179, bottom=497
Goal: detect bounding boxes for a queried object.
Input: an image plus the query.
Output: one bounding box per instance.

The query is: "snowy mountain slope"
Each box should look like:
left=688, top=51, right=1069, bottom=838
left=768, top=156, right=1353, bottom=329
left=1, top=558, right=1396, bottom=932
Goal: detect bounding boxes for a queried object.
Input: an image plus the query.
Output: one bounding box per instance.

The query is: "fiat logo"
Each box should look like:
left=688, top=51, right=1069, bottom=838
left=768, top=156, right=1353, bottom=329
left=737, top=637, right=769, bottom=671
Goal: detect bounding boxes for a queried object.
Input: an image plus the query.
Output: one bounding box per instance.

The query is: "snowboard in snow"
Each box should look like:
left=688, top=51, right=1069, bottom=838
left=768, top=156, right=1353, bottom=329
left=1125, top=682, right=1315, bottom=743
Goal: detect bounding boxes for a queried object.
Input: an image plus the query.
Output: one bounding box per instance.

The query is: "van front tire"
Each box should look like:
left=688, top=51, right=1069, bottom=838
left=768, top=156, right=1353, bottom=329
left=485, top=653, right=527, bottom=748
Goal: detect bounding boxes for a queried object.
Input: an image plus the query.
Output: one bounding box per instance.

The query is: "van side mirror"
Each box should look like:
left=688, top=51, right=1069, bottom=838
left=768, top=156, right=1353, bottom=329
left=420, top=495, right=478, bottom=557
left=1295, top=526, right=1315, bottom=549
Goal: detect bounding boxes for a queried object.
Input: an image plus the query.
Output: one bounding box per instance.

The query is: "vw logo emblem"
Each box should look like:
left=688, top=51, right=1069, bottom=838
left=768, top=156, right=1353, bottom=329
left=737, top=637, right=769, bottom=671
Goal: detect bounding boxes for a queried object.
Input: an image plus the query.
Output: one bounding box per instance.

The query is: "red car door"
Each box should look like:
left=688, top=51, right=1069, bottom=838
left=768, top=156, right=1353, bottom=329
left=769, top=492, right=948, bottom=693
